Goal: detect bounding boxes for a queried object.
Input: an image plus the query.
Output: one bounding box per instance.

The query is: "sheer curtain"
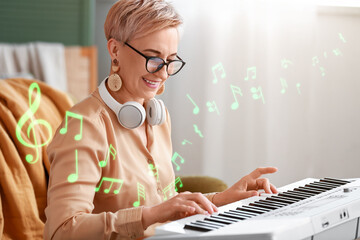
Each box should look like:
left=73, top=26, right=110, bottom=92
left=163, top=0, right=360, bottom=187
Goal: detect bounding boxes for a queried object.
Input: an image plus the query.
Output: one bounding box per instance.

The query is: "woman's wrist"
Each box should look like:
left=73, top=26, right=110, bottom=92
left=212, top=191, right=229, bottom=207
left=141, top=206, right=156, bottom=230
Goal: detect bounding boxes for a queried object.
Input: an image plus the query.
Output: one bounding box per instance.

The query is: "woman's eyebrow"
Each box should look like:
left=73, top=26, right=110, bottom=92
left=143, top=48, right=177, bottom=57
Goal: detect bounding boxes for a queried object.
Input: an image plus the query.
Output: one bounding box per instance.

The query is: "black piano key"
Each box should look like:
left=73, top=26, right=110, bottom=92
left=304, top=184, right=330, bottom=192
left=306, top=183, right=334, bottom=191
left=256, top=202, right=285, bottom=210
left=322, top=178, right=350, bottom=185
left=219, top=213, right=247, bottom=220
left=286, top=190, right=314, bottom=198
left=265, top=197, right=293, bottom=205
left=293, top=188, right=319, bottom=195
left=184, top=223, right=213, bottom=232
left=259, top=199, right=288, bottom=207
left=310, top=182, right=338, bottom=189
left=236, top=207, right=265, bottom=214
left=211, top=215, right=238, bottom=222
left=205, top=216, right=234, bottom=225
left=196, top=219, right=224, bottom=227
left=229, top=209, right=257, bottom=217
left=314, top=180, right=341, bottom=186
left=278, top=192, right=306, bottom=200
left=319, top=179, right=343, bottom=186
left=194, top=220, right=222, bottom=228
left=225, top=210, right=253, bottom=219
left=203, top=217, right=231, bottom=225
left=242, top=205, right=271, bottom=212
left=258, top=199, right=287, bottom=208
left=298, top=186, right=323, bottom=194
left=271, top=196, right=298, bottom=203
left=249, top=202, right=278, bottom=210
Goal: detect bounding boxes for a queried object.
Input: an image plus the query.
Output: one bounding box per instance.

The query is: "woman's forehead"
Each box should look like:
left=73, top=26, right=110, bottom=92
left=132, top=28, right=179, bottom=54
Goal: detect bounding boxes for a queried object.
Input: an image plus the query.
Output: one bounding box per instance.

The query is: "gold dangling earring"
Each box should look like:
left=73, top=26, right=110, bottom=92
left=108, top=59, right=122, bottom=91
left=156, top=84, right=165, bottom=95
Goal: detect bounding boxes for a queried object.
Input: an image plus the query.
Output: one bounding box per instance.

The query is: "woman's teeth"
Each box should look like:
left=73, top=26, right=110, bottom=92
left=144, top=78, right=158, bottom=85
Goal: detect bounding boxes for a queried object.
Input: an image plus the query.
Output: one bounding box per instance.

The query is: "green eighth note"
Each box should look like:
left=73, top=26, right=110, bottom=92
left=172, top=152, right=185, bottom=171
left=67, top=149, right=79, bottom=183
left=60, top=111, right=83, bottom=141
left=95, top=177, right=124, bottom=194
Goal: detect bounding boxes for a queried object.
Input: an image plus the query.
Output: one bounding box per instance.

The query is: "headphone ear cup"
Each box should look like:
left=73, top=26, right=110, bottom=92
left=146, top=99, right=159, bottom=126
left=157, top=99, right=166, bottom=125
left=146, top=99, right=166, bottom=126
left=118, top=101, right=146, bottom=129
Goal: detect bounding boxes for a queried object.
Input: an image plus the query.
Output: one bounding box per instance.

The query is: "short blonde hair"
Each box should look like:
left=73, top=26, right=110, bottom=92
left=104, top=0, right=183, bottom=43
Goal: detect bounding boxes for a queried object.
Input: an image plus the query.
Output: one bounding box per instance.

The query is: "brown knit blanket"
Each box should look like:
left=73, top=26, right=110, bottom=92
left=0, top=78, right=72, bottom=239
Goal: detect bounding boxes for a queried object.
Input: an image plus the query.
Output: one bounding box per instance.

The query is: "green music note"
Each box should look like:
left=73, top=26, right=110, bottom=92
left=339, top=33, right=346, bottom=43
left=251, top=86, right=265, bottom=104
left=244, top=66, right=256, bottom=81
left=333, top=48, right=342, bottom=56
left=163, top=182, right=175, bottom=200
left=193, top=124, right=204, bottom=138
left=296, top=83, right=301, bottom=95
left=320, top=67, right=325, bottom=77
left=133, top=182, right=146, bottom=207
left=16, top=82, right=53, bottom=164
left=174, top=177, right=183, bottom=192
left=281, top=59, right=293, bottom=69
left=186, top=94, right=199, bottom=115
left=171, top=152, right=185, bottom=171
left=95, top=177, right=123, bottom=194
left=181, top=139, right=192, bottom=145
left=280, top=78, right=288, bottom=94
left=59, top=111, right=83, bottom=141
left=212, top=62, right=226, bottom=84
left=163, top=177, right=183, bottom=200
left=68, top=149, right=79, bottom=183
left=148, top=163, right=159, bottom=182
left=206, top=101, right=220, bottom=115
left=312, top=56, right=319, bottom=67
left=99, top=144, right=117, bottom=167
left=230, top=84, right=243, bottom=110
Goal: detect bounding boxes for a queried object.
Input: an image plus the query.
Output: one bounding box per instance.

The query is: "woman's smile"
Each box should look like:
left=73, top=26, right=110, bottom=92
left=142, top=77, right=161, bottom=89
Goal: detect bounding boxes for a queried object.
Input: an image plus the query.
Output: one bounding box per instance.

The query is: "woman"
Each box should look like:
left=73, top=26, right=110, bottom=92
left=44, top=0, right=278, bottom=239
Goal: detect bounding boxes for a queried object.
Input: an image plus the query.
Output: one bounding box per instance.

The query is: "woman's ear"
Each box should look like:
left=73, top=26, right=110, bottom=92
left=107, top=38, right=121, bottom=60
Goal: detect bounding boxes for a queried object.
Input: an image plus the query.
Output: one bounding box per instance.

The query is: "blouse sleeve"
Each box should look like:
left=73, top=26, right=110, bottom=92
left=44, top=110, right=144, bottom=240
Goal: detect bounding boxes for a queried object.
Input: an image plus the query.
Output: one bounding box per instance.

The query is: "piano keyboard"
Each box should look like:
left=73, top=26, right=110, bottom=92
left=184, top=178, right=350, bottom=233
left=148, top=178, right=360, bottom=240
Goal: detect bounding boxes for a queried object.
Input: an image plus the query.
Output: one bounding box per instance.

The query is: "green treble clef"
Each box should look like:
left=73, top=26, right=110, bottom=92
left=16, top=82, right=52, bottom=164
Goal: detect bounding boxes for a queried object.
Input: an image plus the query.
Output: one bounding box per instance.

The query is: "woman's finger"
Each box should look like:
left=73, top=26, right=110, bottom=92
left=182, top=199, right=209, bottom=215
left=256, top=178, right=271, bottom=193
left=249, top=167, right=278, bottom=179
left=184, top=192, right=216, bottom=214
left=270, top=183, right=278, bottom=194
left=176, top=204, right=196, bottom=217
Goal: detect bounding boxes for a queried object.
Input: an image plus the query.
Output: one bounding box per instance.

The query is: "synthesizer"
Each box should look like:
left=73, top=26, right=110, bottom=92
left=148, top=178, right=360, bottom=240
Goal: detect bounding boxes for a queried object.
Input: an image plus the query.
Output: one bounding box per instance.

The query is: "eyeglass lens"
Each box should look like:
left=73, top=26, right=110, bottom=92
left=147, top=57, right=183, bottom=75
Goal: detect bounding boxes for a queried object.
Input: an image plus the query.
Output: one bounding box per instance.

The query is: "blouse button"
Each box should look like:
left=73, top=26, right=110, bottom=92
left=157, top=187, right=162, bottom=194
left=147, top=159, right=153, bottom=164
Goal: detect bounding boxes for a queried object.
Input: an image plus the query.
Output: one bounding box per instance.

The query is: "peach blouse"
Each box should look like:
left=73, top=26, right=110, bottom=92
left=44, top=89, right=215, bottom=240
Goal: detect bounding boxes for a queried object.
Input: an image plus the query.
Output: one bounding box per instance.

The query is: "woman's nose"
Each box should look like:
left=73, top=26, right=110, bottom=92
left=155, top=65, right=169, bottom=80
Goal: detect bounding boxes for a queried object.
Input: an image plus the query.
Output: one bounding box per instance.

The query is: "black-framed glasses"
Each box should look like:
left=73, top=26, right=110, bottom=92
left=125, top=42, right=186, bottom=76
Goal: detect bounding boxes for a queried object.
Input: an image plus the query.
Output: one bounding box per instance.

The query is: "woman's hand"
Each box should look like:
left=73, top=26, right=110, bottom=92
left=142, top=191, right=218, bottom=229
left=213, top=167, right=278, bottom=207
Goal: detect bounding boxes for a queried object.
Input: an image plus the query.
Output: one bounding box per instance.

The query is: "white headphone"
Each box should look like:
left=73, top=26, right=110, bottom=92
left=98, top=78, right=166, bottom=129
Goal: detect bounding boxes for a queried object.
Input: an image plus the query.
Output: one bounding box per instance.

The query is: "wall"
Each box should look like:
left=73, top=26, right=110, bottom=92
left=95, top=0, right=360, bottom=187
